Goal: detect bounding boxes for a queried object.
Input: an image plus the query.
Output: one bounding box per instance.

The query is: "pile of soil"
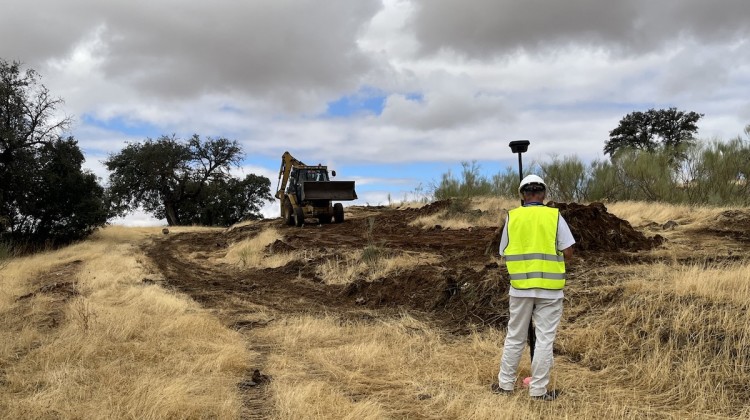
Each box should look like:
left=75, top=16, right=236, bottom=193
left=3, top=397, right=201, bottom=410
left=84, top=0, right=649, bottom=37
left=707, top=210, right=750, bottom=243
left=265, top=239, right=297, bottom=254
left=549, top=202, right=665, bottom=252
left=489, top=201, right=665, bottom=254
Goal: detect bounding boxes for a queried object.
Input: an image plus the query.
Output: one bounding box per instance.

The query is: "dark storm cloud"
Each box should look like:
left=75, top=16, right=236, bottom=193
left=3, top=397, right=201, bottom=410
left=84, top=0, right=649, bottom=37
left=411, top=0, right=750, bottom=57
left=1, top=0, right=381, bottom=101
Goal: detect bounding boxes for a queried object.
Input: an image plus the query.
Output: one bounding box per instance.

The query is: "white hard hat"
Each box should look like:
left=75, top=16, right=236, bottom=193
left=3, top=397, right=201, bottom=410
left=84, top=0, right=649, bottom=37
left=518, top=174, right=546, bottom=194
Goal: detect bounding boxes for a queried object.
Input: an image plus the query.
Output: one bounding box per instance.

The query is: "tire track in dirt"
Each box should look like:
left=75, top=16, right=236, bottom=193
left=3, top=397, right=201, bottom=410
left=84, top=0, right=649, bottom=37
left=145, top=233, right=279, bottom=420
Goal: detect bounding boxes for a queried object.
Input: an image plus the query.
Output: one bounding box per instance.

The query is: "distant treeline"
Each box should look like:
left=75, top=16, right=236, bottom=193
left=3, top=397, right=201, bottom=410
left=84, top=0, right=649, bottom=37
left=434, top=132, right=750, bottom=206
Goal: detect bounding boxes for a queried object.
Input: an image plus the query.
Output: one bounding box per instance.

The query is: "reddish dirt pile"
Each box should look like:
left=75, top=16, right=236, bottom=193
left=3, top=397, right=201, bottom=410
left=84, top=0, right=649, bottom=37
left=549, top=202, right=665, bottom=252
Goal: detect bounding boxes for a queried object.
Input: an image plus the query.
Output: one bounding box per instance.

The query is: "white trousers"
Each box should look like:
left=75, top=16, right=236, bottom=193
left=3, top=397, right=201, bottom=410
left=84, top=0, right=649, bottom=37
left=498, top=296, right=563, bottom=396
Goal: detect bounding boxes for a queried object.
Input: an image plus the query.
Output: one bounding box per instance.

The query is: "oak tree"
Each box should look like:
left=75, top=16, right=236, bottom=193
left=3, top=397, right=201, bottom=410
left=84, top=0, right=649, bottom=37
left=1, top=59, right=107, bottom=247
left=105, top=135, right=271, bottom=226
left=604, top=108, right=703, bottom=158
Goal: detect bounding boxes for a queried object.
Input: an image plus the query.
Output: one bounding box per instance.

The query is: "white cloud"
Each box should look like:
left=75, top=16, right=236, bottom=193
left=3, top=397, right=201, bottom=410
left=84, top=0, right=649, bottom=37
left=381, top=90, right=511, bottom=130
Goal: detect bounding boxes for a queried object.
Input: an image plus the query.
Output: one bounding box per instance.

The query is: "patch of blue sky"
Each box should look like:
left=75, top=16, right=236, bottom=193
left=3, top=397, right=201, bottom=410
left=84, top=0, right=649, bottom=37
left=81, top=113, right=162, bottom=139
left=218, top=104, right=245, bottom=114
left=323, top=86, right=387, bottom=118
left=320, top=87, right=425, bottom=119
left=405, top=92, right=424, bottom=103
left=347, top=160, right=519, bottom=191
left=239, top=154, right=279, bottom=170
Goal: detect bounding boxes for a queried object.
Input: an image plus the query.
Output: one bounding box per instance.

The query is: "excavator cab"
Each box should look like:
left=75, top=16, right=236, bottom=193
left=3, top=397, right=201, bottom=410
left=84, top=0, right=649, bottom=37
left=286, top=168, right=332, bottom=199
left=303, top=168, right=329, bottom=182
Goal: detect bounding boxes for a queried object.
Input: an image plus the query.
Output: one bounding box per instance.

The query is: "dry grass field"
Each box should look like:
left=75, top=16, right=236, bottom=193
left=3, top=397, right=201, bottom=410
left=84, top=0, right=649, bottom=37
left=0, top=226, right=252, bottom=419
left=2, top=199, right=750, bottom=419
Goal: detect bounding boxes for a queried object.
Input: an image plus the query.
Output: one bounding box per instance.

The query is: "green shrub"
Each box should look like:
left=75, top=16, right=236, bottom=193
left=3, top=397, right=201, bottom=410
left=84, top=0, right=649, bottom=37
left=539, top=155, right=589, bottom=202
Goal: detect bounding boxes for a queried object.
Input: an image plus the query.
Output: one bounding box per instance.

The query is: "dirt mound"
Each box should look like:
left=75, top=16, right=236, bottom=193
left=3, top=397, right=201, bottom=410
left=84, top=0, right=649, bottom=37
left=403, top=199, right=452, bottom=216
left=265, top=239, right=296, bottom=254
left=549, top=202, right=665, bottom=252
left=697, top=209, right=750, bottom=243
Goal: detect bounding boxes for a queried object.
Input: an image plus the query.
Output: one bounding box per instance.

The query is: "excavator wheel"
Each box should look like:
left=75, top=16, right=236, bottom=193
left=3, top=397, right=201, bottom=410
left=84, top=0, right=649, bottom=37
left=284, top=201, right=294, bottom=226
left=333, top=203, right=344, bottom=223
left=294, top=206, right=305, bottom=227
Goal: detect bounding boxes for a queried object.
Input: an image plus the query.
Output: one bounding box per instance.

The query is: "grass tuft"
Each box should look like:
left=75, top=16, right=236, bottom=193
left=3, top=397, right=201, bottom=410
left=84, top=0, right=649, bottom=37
left=224, top=227, right=299, bottom=269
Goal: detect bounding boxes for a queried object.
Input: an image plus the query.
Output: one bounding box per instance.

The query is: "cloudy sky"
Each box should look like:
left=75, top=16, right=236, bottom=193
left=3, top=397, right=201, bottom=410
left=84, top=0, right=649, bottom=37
left=3, top=0, right=750, bottom=224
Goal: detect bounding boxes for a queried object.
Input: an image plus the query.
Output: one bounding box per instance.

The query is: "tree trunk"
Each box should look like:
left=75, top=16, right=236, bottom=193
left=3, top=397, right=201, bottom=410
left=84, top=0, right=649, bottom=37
left=164, top=201, right=180, bottom=226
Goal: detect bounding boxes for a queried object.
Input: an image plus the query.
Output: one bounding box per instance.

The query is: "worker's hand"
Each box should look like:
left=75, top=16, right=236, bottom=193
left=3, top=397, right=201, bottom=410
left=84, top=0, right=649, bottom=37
left=561, top=246, right=573, bottom=259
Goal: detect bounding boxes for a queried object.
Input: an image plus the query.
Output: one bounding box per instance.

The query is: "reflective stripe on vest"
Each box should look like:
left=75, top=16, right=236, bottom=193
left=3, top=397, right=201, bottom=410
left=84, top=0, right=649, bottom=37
left=504, top=206, right=566, bottom=290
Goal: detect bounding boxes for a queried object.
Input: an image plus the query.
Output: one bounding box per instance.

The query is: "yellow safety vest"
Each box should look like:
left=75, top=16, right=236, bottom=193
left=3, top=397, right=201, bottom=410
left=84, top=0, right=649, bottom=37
left=503, top=205, right=566, bottom=290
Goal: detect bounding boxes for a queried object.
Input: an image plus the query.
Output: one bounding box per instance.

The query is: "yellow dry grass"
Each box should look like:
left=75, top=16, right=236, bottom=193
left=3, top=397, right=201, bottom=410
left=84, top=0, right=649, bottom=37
left=264, top=198, right=750, bottom=418
left=4, top=200, right=750, bottom=419
left=410, top=196, right=735, bottom=232
left=224, top=227, right=300, bottom=269
left=650, top=261, right=750, bottom=304
left=559, top=267, right=750, bottom=418
left=316, top=249, right=440, bottom=285
left=393, top=200, right=430, bottom=209
left=250, top=312, right=727, bottom=419
left=410, top=196, right=517, bottom=229
left=605, top=200, right=732, bottom=227
left=0, top=226, right=252, bottom=419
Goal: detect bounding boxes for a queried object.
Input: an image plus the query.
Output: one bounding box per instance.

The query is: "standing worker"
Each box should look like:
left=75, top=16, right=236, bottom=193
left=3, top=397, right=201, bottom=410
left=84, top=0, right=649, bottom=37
left=492, top=175, right=575, bottom=401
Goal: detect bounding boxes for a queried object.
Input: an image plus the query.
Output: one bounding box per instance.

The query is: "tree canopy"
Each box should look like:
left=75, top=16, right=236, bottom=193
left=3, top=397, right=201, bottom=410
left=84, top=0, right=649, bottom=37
left=604, top=108, right=704, bottom=157
left=178, top=174, right=272, bottom=226
left=1, top=59, right=107, bottom=248
left=105, top=135, right=272, bottom=226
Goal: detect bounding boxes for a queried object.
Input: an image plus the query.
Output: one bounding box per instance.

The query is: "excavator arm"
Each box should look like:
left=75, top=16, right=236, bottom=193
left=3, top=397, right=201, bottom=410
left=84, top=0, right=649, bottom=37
left=275, top=151, right=306, bottom=200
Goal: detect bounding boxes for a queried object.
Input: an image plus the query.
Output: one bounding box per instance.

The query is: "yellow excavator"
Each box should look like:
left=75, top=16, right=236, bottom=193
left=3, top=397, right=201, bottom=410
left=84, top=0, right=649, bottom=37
left=275, top=151, right=357, bottom=226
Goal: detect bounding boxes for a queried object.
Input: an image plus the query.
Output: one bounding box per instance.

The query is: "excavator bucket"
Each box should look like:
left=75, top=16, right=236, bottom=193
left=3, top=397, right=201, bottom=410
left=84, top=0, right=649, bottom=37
left=301, top=181, right=357, bottom=201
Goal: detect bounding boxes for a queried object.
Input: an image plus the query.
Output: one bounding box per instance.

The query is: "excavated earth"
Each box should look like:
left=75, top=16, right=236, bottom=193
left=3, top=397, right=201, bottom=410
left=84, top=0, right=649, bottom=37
left=143, top=200, right=668, bottom=333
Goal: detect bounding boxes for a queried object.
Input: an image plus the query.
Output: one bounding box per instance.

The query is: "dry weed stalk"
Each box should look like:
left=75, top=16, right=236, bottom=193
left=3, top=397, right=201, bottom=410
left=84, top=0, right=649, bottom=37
left=70, top=296, right=97, bottom=332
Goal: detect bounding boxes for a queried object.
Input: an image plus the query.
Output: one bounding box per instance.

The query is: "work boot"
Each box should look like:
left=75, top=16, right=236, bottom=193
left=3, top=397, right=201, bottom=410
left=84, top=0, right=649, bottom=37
left=490, top=383, right=512, bottom=395
left=531, top=390, right=561, bottom=401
